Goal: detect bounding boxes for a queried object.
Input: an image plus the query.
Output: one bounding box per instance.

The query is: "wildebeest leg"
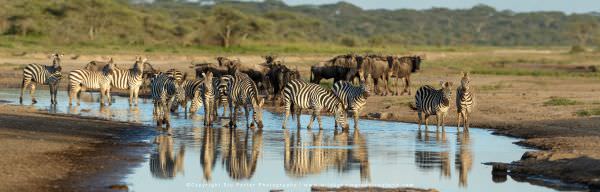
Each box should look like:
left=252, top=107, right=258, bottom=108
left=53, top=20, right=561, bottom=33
left=404, top=76, right=411, bottom=95
left=372, top=78, right=380, bottom=95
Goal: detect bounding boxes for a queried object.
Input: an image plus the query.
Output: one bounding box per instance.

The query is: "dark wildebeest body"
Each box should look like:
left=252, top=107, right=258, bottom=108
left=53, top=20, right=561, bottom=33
left=217, top=57, right=270, bottom=95
left=310, top=54, right=361, bottom=84
left=193, top=62, right=231, bottom=79
left=358, top=54, right=392, bottom=96
left=265, top=61, right=301, bottom=101
left=389, top=56, right=422, bottom=95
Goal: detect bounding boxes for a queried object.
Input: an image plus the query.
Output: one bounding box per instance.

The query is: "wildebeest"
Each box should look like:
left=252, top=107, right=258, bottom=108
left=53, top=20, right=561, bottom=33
left=216, top=56, right=270, bottom=95
left=192, top=62, right=231, bottom=79
left=358, top=54, right=392, bottom=96
left=310, top=54, right=361, bottom=84
left=265, top=60, right=301, bottom=101
left=389, top=55, right=423, bottom=95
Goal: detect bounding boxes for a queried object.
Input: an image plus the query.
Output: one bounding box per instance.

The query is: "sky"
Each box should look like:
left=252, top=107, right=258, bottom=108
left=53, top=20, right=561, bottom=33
left=281, top=0, right=600, bottom=13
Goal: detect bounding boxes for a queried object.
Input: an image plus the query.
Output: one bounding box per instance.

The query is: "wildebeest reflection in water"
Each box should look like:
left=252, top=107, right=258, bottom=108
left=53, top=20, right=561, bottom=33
left=415, top=130, right=473, bottom=187
left=150, top=135, right=185, bottom=178
left=284, top=129, right=370, bottom=182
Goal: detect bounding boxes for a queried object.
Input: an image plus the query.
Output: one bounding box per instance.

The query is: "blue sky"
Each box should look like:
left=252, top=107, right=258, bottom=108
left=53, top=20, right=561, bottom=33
left=281, top=0, right=599, bottom=13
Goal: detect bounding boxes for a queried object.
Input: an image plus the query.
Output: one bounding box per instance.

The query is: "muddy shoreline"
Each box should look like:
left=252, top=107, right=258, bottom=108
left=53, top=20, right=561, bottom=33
left=0, top=104, right=154, bottom=192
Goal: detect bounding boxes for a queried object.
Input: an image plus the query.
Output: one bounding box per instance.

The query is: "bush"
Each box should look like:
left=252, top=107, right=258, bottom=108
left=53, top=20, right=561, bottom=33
left=340, top=36, right=359, bottom=47
left=575, top=108, right=600, bottom=116
left=569, top=45, right=586, bottom=54
left=544, top=97, right=580, bottom=106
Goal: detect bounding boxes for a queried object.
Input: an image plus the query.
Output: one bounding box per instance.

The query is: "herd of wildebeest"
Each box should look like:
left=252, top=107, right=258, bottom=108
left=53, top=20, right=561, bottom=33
left=18, top=53, right=473, bottom=132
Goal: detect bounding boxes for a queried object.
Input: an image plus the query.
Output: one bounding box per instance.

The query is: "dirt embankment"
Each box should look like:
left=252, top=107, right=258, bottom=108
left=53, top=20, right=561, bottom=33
left=0, top=104, right=153, bottom=192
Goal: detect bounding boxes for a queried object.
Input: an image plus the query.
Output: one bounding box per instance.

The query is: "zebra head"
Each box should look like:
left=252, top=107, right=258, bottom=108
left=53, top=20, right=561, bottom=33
left=51, top=53, right=63, bottom=70
left=252, top=97, right=265, bottom=128
left=460, top=72, right=471, bottom=91
left=359, top=80, right=371, bottom=98
left=103, top=58, right=117, bottom=76
left=133, top=56, right=146, bottom=73
left=440, top=81, right=453, bottom=100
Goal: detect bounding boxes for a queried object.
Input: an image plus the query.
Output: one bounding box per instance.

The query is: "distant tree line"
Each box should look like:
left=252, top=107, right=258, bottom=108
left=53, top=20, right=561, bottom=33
left=1, top=0, right=599, bottom=47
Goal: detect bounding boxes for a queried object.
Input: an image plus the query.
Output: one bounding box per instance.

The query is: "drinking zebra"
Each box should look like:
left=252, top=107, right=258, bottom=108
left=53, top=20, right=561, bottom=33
left=456, top=72, right=474, bottom=132
left=110, top=57, right=145, bottom=106
left=165, top=69, right=187, bottom=112
left=19, top=53, right=63, bottom=104
left=68, top=58, right=116, bottom=106
left=282, top=79, right=349, bottom=130
left=181, top=79, right=204, bottom=114
left=150, top=72, right=185, bottom=128
left=227, top=72, right=264, bottom=129
left=333, top=81, right=370, bottom=130
left=413, top=81, right=453, bottom=130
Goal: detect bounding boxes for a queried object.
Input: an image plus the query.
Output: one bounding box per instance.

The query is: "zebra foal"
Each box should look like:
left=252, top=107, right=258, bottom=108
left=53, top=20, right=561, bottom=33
left=333, top=81, right=370, bottom=130
left=282, top=79, right=349, bottom=130
left=456, top=72, right=474, bottom=132
left=20, top=53, right=63, bottom=104
left=414, top=81, right=453, bottom=131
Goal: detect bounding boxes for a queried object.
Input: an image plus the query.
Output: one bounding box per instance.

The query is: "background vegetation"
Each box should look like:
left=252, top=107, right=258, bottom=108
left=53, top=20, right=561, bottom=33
left=1, top=0, right=600, bottom=53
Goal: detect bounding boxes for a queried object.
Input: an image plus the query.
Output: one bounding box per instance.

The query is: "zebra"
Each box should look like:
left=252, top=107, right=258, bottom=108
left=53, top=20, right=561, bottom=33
left=110, top=57, right=145, bottom=106
left=414, top=81, right=453, bottom=130
left=180, top=79, right=204, bottom=115
left=282, top=79, right=349, bottom=130
left=333, top=81, right=370, bottom=130
left=165, top=69, right=186, bottom=112
left=199, top=72, right=215, bottom=126
left=19, top=53, right=63, bottom=104
left=456, top=72, right=474, bottom=132
left=47, top=71, right=63, bottom=105
left=227, top=72, right=265, bottom=129
left=214, top=75, right=233, bottom=117
left=150, top=72, right=185, bottom=128
left=68, top=58, right=116, bottom=106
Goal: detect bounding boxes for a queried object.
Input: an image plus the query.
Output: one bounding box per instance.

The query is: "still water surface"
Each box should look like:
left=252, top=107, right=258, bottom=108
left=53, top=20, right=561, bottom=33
left=2, top=89, right=559, bottom=192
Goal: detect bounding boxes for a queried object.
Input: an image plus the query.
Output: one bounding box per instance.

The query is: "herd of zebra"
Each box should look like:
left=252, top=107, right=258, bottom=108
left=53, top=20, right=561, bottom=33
left=17, top=53, right=474, bottom=131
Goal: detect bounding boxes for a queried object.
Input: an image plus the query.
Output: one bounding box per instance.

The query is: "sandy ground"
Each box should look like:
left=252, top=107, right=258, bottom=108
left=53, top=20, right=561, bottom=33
left=1, top=51, right=600, bottom=190
left=0, top=104, right=153, bottom=192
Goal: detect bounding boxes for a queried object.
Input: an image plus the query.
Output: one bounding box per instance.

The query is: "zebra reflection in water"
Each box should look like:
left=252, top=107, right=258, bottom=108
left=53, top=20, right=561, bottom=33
left=200, top=127, right=217, bottom=181
left=455, top=131, right=472, bottom=187
left=284, top=129, right=370, bottom=182
left=415, top=130, right=451, bottom=178
left=149, top=135, right=185, bottom=179
left=217, top=128, right=263, bottom=180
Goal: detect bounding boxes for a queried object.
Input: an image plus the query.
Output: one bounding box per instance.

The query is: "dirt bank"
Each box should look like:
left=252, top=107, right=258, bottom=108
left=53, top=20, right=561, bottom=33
left=0, top=104, right=153, bottom=192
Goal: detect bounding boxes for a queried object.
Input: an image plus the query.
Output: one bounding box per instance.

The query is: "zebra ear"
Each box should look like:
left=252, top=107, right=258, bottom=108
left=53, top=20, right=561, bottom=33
left=259, top=98, right=265, bottom=107
left=439, top=81, right=444, bottom=87
left=201, top=72, right=206, bottom=78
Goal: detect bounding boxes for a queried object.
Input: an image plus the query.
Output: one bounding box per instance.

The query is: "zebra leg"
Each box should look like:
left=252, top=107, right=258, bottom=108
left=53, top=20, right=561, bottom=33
left=424, top=115, right=429, bottom=130
left=306, top=110, right=316, bottom=130
left=457, top=112, right=462, bottom=132
left=417, top=111, right=422, bottom=130
left=107, top=88, right=112, bottom=106
left=441, top=113, right=446, bottom=131
left=30, top=83, right=37, bottom=104
left=19, top=78, right=29, bottom=104
left=244, top=105, right=252, bottom=128
left=464, top=111, right=470, bottom=132
left=129, top=88, right=134, bottom=106
left=436, top=114, right=440, bottom=131
left=354, top=111, right=359, bottom=130
left=296, top=109, right=302, bottom=129
left=282, top=108, right=289, bottom=129
left=316, top=110, right=323, bottom=130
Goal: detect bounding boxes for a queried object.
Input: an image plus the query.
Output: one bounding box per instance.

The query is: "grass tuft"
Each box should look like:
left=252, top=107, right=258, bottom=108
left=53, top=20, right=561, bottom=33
left=575, top=108, right=600, bottom=117
left=544, top=97, right=580, bottom=106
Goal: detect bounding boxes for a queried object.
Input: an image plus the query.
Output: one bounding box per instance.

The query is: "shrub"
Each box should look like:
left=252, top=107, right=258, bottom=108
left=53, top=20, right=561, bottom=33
left=569, top=45, right=586, bottom=54
left=544, top=97, right=580, bottom=106
left=575, top=108, right=600, bottom=116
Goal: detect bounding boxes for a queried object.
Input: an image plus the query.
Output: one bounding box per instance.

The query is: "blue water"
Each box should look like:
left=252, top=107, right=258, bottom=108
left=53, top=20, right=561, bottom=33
left=2, top=88, right=560, bottom=192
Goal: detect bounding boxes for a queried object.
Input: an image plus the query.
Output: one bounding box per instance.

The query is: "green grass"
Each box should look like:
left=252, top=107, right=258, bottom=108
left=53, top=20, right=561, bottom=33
left=544, top=97, right=581, bottom=106
left=575, top=108, right=600, bottom=116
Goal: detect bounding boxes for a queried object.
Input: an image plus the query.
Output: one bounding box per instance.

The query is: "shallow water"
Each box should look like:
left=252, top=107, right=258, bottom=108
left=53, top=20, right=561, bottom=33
left=3, top=89, right=561, bottom=192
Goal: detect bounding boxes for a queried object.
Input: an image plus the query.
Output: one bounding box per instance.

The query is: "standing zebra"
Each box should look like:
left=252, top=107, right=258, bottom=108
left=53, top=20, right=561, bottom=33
left=456, top=72, right=474, bottom=132
left=150, top=72, right=185, bottom=128
left=199, top=72, right=215, bottom=126
left=20, top=53, right=63, bottom=104
left=333, top=81, right=370, bottom=130
left=214, top=75, right=233, bottom=117
left=413, top=81, right=453, bottom=131
left=111, top=57, right=145, bottom=106
left=282, top=79, right=349, bottom=130
left=68, top=58, right=116, bottom=106
left=227, top=72, right=264, bottom=129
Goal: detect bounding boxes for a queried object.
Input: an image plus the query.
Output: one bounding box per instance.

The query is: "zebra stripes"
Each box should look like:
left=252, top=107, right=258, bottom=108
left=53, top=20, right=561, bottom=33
left=414, top=82, right=453, bottom=130
left=68, top=59, right=115, bottom=106
left=227, top=72, right=265, bottom=128
left=150, top=72, right=185, bottom=128
left=111, top=57, right=145, bottom=106
left=180, top=79, right=204, bottom=114
left=456, top=72, right=474, bottom=132
left=47, top=71, right=63, bottom=105
left=282, top=79, right=348, bottom=130
left=215, top=75, right=233, bottom=117
left=20, top=53, right=63, bottom=104
left=333, top=81, right=370, bottom=129
left=200, top=72, right=215, bottom=126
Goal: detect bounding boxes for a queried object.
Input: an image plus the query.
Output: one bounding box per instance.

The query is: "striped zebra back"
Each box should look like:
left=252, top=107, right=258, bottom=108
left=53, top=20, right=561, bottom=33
left=111, top=58, right=145, bottom=90
left=181, top=79, right=204, bottom=112
left=45, top=71, right=63, bottom=85
left=415, top=82, right=453, bottom=115
left=22, top=53, right=62, bottom=86
left=456, top=72, right=474, bottom=113
left=150, top=73, right=184, bottom=102
left=283, top=79, right=348, bottom=128
left=68, top=63, right=115, bottom=90
left=166, top=69, right=186, bottom=82
left=333, top=81, right=370, bottom=113
left=217, top=75, right=233, bottom=102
